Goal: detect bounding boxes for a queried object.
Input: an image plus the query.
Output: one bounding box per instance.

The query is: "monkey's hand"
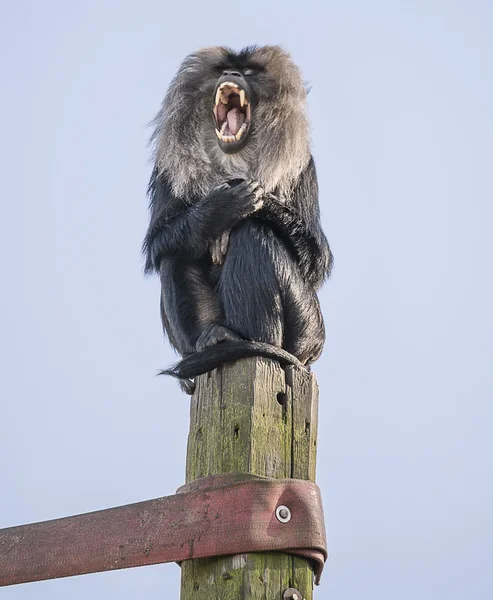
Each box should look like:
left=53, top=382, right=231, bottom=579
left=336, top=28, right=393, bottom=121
left=144, top=178, right=265, bottom=269
left=207, top=180, right=264, bottom=219
left=210, top=230, right=230, bottom=265
left=208, top=184, right=276, bottom=264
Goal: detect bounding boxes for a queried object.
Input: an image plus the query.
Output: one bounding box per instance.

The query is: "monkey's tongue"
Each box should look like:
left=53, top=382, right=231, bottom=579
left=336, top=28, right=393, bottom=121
left=227, top=108, right=245, bottom=135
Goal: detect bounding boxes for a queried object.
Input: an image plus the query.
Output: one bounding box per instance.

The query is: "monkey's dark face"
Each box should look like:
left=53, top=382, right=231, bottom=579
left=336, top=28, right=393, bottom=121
left=213, top=73, right=253, bottom=154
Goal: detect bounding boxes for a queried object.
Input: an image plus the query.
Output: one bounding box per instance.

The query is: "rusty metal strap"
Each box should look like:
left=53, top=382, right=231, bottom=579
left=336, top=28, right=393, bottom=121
left=0, top=474, right=327, bottom=587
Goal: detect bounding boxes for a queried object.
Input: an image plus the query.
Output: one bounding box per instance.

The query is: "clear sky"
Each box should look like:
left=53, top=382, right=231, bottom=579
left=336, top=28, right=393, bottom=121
left=1, top=1, right=492, bottom=598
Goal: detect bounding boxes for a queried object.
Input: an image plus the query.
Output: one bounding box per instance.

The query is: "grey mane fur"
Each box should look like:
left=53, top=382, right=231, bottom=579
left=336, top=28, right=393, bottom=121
left=149, top=45, right=311, bottom=200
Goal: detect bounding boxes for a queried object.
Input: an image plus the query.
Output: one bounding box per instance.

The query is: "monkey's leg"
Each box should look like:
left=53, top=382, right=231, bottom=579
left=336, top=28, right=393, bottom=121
left=218, top=221, right=325, bottom=364
left=217, top=222, right=284, bottom=346
left=279, top=259, right=326, bottom=365
left=159, top=258, right=240, bottom=356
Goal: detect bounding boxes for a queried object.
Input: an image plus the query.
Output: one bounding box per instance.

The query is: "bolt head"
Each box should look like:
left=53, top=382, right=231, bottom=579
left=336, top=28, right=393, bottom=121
left=283, top=588, right=303, bottom=600
left=276, top=505, right=292, bottom=523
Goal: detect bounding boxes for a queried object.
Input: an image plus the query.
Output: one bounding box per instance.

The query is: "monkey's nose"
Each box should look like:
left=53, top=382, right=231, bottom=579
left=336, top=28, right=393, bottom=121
left=222, top=70, right=242, bottom=78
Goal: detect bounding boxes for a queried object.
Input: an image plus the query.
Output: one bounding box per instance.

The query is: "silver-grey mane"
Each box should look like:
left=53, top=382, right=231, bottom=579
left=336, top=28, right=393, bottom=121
left=150, top=45, right=311, bottom=199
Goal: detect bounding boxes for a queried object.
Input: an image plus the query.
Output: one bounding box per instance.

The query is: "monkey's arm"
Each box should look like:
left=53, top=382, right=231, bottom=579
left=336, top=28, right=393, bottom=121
left=143, top=172, right=262, bottom=273
left=258, top=158, right=333, bottom=289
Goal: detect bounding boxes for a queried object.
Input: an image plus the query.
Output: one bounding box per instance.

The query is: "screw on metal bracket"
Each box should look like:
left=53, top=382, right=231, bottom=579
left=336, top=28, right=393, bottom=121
left=283, top=588, right=304, bottom=600
left=276, top=505, right=292, bottom=523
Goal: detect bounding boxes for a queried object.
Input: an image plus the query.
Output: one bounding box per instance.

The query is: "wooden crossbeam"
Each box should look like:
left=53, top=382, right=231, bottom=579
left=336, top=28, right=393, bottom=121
left=1, top=359, right=325, bottom=599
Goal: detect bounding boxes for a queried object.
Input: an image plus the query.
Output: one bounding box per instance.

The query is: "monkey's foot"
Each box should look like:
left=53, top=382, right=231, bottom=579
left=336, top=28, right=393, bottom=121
left=196, top=324, right=243, bottom=352
left=179, top=378, right=196, bottom=395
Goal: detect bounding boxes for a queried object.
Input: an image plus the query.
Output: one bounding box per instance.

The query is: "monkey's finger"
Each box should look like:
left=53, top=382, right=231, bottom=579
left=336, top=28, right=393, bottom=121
left=210, top=240, right=219, bottom=265
left=266, top=192, right=282, bottom=204
left=244, top=181, right=264, bottom=201
left=214, top=238, right=226, bottom=265
left=213, top=182, right=232, bottom=194
left=217, top=237, right=225, bottom=264
left=220, top=231, right=230, bottom=256
left=252, top=184, right=265, bottom=211
left=246, top=180, right=261, bottom=193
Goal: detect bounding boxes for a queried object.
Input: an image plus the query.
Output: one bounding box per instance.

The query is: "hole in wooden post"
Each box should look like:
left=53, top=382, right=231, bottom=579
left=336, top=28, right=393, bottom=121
left=277, top=392, right=286, bottom=406
left=305, top=420, right=311, bottom=434
left=234, top=425, right=240, bottom=439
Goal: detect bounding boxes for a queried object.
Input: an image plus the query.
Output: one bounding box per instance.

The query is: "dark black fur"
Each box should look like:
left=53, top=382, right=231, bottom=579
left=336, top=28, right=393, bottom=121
left=163, top=341, right=304, bottom=380
left=144, top=49, right=333, bottom=390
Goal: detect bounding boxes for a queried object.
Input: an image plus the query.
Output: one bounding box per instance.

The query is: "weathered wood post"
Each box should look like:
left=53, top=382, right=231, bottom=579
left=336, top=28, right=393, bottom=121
left=180, top=357, right=320, bottom=599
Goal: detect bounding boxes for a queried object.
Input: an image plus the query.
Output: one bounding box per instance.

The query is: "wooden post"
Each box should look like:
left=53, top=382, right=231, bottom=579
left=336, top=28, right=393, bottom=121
left=180, top=357, right=319, bottom=599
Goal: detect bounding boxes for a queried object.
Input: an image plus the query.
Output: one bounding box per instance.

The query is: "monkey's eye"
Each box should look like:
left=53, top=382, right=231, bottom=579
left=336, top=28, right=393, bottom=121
left=243, top=67, right=259, bottom=76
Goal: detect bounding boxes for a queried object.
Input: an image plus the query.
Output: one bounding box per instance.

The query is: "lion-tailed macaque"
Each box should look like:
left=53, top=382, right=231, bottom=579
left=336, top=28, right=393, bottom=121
left=143, top=46, right=333, bottom=393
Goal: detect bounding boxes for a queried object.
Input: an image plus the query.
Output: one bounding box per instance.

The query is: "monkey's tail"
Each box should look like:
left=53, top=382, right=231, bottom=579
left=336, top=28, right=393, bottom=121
left=161, top=341, right=305, bottom=380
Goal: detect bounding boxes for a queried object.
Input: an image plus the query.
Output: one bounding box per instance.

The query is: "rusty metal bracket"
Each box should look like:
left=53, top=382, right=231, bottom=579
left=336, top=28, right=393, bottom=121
left=0, top=474, right=327, bottom=587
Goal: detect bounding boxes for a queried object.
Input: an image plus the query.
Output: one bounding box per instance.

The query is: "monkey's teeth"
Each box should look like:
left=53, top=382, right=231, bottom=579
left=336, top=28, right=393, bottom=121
left=215, top=88, right=222, bottom=106
left=239, top=89, right=246, bottom=107
left=219, top=81, right=238, bottom=90
left=215, top=128, right=222, bottom=140
left=220, top=122, right=228, bottom=135
left=234, top=122, right=248, bottom=141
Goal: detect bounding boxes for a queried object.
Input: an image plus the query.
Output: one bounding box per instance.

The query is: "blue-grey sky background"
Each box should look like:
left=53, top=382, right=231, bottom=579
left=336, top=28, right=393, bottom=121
left=1, top=1, right=492, bottom=598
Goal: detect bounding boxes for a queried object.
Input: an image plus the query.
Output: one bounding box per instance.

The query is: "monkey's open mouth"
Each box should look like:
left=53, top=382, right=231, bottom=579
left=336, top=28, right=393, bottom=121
left=213, top=82, right=251, bottom=145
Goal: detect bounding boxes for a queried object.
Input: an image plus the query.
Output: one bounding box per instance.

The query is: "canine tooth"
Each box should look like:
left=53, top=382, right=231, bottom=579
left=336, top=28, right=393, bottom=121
left=239, top=89, right=246, bottom=107
left=215, top=88, right=222, bottom=106
left=215, top=128, right=222, bottom=140
left=235, top=130, right=243, bottom=141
